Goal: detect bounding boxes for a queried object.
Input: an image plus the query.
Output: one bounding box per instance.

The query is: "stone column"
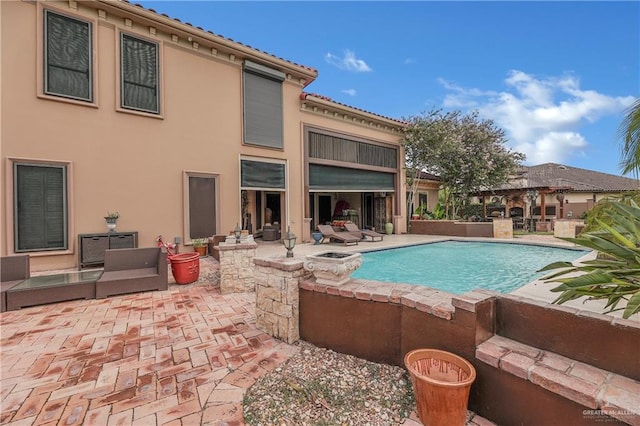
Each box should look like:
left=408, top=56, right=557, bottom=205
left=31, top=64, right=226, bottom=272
left=254, top=257, right=308, bottom=344
left=216, top=239, right=258, bottom=294
left=303, top=217, right=312, bottom=243
left=554, top=219, right=585, bottom=238
left=492, top=218, right=513, bottom=239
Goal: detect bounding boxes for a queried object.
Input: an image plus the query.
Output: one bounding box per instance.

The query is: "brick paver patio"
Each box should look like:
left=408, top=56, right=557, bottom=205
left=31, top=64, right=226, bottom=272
left=0, top=284, right=298, bottom=425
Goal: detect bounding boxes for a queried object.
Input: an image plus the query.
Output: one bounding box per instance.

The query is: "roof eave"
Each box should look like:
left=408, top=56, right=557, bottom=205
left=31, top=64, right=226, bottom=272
left=94, top=0, right=318, bottom=84
left=301, top=94, right=406, bottom=131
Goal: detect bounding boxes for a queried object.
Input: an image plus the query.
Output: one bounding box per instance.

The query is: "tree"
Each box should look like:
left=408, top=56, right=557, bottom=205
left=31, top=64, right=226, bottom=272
left=618, top=98, right=640, bottom=177
left=401, top=109, right=525, bottom=219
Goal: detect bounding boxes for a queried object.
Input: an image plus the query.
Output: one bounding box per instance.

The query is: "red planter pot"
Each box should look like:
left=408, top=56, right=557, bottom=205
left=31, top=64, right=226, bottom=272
left=404, top=349, right=476, bottom=426
left=170, top=253, right=200, bottom=284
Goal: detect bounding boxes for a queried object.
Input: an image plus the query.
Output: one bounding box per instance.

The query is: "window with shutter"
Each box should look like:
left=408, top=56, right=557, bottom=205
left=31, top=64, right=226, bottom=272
left=187, top=174, right=218, bottom=240
left=243, top=61, right=285, bottom=149
left=44, top=10, right=92, bottom=102
left=14, top=163, right=68, bottom=252
left=121, top=33, right=160, bottom=114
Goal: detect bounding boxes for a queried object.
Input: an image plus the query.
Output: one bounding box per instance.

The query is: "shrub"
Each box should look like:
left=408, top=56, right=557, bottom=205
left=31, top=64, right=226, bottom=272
left=540, top=201, right=640, bottom=319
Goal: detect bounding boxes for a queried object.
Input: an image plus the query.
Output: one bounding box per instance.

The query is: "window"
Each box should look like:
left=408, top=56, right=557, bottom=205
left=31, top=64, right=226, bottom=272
left=418, top=193, right=428, bottom=209
left=121, top=33, right=159, bottom=114
left=187, top=174, right=217, bottom=240
left=243, top=61, right=285, bottom=149
left=44, top=10, right=92, bottom=102
left=14, top=163, right=68, bottom=252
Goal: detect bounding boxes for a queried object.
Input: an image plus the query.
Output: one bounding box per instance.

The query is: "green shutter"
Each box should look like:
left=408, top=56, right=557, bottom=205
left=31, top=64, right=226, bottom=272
left=309, top=164, right=394, bottom=191
left=15, top=164, right=67, bottom=252
left=121, top=34, right=159, bottom=113
left=243, top=62, right=284, bottom=148
left=189, top=176, right=217, bottom=238
left=45, top=10, right=92, bottom=101
left=241, top=160, right=285, bottom=189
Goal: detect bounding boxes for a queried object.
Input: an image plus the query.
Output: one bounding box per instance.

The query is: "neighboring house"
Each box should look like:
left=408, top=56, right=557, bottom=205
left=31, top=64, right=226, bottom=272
left=476, top=163, right=639, bottom=221
left=406, top=171, right=441, bottom=216
left=1, top=1, right=407, bottom=271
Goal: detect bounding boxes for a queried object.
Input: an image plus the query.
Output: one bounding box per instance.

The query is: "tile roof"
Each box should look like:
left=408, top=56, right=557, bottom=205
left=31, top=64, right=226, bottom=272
left=417, top=171, right=441, bottom=181
left=301, top=92, right=406, bottom=126
left=477, top=163, right=638, bottom=194
left=520, top=163, right=639, bottom=192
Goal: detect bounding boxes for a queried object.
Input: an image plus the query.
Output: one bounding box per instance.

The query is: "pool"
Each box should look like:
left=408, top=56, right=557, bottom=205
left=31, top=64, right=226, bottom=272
left=350, top=241, right=589, bottom=294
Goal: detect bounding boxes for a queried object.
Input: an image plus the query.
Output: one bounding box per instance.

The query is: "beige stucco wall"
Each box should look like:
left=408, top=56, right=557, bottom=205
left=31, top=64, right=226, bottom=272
left=1, top=1, right=405, bottom=270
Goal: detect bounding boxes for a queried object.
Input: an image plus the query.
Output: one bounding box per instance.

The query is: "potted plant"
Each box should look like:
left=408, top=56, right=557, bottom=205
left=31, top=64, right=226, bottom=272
left=104, top=211, right=119, bottom=232
left=414, top=202, right=428, bottom=220
left=192, top=238, right=208, bottom=257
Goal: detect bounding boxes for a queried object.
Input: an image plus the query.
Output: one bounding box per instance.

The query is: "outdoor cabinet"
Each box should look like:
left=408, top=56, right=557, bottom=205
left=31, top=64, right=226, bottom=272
left=78, top=232, right=138, bottom=269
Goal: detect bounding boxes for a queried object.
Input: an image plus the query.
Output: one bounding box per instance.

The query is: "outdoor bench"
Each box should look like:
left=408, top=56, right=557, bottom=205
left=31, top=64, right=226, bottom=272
left=1, top=255, right=30, bottom=312
left=96, top=247, right=167, bottom=299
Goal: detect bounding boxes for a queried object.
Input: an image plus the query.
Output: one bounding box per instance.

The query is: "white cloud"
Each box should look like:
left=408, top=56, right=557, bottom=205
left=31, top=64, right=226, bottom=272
left=514, top=132, right=588, bottom=164
left=325, top=50, right=372, bottom=72
left=438, top=71, right=636, bottom=164
left=341, top=89, right=357, bottom=96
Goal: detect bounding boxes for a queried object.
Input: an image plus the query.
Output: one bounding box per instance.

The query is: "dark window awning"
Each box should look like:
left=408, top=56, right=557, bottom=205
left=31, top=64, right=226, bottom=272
left=309, top=164, right=394, bottom=192
left=241, top=160, right=285, bottom=189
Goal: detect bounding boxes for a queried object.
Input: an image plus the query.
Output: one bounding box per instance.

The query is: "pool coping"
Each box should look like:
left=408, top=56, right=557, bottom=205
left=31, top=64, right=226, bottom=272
left=254, top=234, right=634, bottom=321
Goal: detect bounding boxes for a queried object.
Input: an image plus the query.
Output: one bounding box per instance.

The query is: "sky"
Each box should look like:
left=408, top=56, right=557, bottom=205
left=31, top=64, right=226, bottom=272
left=137, top=1, right=639, bottom=177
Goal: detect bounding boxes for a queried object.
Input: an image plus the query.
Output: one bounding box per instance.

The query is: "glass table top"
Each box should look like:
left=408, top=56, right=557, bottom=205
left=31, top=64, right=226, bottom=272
left=10, top=270, right=103, bottom=291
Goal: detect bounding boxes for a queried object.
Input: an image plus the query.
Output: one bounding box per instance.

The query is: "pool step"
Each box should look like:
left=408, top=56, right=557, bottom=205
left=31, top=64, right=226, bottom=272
left=476, top=335, right=640, bottom=425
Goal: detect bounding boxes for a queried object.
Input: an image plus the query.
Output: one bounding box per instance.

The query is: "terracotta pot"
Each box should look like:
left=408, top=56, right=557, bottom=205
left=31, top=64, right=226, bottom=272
left=194, top=245, right=207, bottom=257
left=170, top=253, right=200, bottom=284
left=404, top=349, right=476, bottom=426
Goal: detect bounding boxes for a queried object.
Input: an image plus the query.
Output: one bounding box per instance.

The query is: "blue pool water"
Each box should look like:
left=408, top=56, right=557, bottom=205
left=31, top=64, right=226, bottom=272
left=350, top=241, right=588, bottom=294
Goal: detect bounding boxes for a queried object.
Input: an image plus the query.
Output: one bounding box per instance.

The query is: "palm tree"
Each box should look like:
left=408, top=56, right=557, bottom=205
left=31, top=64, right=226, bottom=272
left=619, top=98, right=640, bottom=176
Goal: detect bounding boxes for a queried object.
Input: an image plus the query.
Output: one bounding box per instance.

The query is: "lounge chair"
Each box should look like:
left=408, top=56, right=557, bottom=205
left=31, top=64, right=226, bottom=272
left=344, top=223, right=384, bottom=242
left=317, top=225, right=359, bottom=246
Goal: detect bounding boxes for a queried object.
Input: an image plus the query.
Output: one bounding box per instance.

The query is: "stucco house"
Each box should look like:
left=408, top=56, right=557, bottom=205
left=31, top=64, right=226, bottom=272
left=476, top=163, right=639, bottom=222
left=406, top=171, right=441, bottom=217
left=1, top=0, right=407, bottom=271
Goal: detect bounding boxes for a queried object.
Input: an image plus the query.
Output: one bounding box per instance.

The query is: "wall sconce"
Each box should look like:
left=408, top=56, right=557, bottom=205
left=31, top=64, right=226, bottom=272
left=283, top=226, right=297, bottom=258
left=234, top=223, right=241, bottom=244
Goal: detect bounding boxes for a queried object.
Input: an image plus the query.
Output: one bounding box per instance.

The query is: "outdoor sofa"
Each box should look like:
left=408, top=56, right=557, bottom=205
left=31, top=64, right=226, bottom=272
left=96, top=247, right=167, bottom=298
left=1, top=255, right=30, bottom=312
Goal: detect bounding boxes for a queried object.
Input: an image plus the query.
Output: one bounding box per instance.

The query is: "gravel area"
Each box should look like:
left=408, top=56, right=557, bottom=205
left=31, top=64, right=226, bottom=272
left=243, top=341, right=415, bottom=425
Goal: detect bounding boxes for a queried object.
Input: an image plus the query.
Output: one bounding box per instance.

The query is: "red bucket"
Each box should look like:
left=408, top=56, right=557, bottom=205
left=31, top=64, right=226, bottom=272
left=170, top=253, right=200, bottom=284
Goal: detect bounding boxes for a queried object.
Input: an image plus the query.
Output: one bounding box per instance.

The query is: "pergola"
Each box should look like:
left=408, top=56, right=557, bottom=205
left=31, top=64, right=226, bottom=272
left=475, top=184, right=573, bottom=221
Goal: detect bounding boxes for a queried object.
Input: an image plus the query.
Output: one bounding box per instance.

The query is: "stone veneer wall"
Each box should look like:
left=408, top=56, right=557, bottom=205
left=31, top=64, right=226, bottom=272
left=554, top=219, right=585, bottom=238
left=492, top=218, right=513, bottom=239
left=253, top=257, right=309, bottom=344
left=216, top=241, right=258, bottom=294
